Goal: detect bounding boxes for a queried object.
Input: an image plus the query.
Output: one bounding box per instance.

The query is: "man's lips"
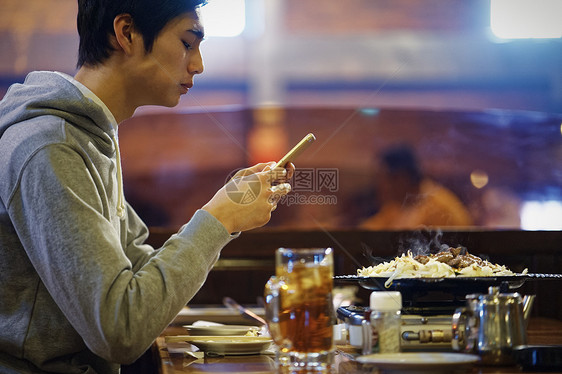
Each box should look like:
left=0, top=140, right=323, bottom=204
left=180, top=83, right=192, bottom=94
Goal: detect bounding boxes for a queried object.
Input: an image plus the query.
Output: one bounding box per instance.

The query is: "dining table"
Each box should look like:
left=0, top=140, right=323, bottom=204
left=152, top=307, right=562, bottom=374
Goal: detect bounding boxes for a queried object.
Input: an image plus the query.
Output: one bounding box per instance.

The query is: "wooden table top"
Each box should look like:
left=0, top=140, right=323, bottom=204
left=155, top=317, right=562, bottom=374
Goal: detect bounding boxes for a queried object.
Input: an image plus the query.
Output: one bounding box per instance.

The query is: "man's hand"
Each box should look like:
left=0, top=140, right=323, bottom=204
left=202, top=162, right=294, bottom=233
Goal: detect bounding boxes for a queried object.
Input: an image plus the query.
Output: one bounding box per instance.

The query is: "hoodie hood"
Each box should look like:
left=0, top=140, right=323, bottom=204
left=0, top=71, right=126, bottom=218
left=0, top=71, right=115, bottom=153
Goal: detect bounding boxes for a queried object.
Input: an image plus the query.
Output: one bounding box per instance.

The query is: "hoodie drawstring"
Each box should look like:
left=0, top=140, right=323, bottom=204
left=111, top=134, right=126, bottom=219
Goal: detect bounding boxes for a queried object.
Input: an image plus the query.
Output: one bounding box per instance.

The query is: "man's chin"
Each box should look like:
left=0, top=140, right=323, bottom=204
left=136, top=97, right=181, bottom=112
left=156, top=95, right=182, bottom=108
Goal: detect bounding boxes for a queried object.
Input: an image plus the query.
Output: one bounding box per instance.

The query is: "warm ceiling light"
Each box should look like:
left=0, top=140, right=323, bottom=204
left=470, top=170, right=489, bottom=189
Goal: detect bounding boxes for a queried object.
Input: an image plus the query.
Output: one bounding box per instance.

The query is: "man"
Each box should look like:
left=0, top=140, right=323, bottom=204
left=361, top=145, right=472, bottom=230
left=0, top=1, right=291, bottom=372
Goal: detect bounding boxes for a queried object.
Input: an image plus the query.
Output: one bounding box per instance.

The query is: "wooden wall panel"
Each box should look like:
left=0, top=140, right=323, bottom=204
left=119, top=107, right=562, bottom=229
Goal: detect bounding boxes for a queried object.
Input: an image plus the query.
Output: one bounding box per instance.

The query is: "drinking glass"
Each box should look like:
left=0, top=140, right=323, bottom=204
left=264, top=248, right=335, bottom=372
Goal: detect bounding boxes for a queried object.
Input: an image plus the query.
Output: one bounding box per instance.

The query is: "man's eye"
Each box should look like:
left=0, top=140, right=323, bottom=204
left=182, top=41, right=192, bottom=50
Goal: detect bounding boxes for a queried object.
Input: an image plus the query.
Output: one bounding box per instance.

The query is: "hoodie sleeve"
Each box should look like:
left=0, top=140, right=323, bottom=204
left=7, top=142, right=234, bottom=364
left=121, top=206, right=225, bottom=275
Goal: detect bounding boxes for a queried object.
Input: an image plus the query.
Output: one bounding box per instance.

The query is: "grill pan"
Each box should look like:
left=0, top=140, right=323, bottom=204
left=335, top=273, right=562, bottom=315
left=335, top=273, right=561, bottom=292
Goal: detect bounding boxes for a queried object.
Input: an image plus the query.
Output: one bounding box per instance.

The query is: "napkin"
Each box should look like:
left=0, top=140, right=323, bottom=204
left=191, top=320, right=224, bottom=327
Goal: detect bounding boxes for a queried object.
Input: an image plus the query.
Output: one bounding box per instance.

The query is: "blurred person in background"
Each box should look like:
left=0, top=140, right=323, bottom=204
left=472, top=187, right=522, bottom=228
left=0, top=1, right=292, bottom=373
left=361, top=144, right=472, bottom=230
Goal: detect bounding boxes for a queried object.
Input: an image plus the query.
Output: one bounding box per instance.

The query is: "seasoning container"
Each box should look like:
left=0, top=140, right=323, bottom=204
left=348, top=313, right=368, bottom=348
left=370, top=291, right=402, bottom=353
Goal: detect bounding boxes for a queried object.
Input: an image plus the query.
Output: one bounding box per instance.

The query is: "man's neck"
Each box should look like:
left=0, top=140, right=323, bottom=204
left=74, top=64, right=136, bottom=124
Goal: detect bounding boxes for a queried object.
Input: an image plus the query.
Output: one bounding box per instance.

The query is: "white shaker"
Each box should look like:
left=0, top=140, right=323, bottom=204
left=370, top=291, right=402, bottom=353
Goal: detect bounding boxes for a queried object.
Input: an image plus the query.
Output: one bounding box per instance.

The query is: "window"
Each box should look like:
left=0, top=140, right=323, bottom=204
left=200, top=0, right=246, bottom=37
left=521, top=201, right=562, bottom=230
left=490, top=0, right=562, bottom=39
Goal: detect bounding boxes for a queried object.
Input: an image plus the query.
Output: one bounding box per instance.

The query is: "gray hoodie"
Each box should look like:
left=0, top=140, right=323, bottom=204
left=0, top=71, right=234, bottom=373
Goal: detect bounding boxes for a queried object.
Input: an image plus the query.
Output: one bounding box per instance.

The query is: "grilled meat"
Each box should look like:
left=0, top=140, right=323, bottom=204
left=414, top=246, right=484, bottom=270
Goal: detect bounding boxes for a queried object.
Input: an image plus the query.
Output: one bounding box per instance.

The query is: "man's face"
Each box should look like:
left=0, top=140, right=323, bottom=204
left=133, top=10, right=205, bottom=107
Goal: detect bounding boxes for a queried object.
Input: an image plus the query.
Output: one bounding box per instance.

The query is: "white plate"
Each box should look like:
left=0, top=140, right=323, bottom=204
left=183, top=324, right=260, bottom=336
left=182, top=336, right=273, bottom=355
left=357, top=352, right=480, bottom=373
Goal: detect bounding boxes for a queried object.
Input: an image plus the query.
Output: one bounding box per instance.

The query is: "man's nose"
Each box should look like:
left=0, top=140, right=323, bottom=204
left=189, top=49, right=204, bottom=75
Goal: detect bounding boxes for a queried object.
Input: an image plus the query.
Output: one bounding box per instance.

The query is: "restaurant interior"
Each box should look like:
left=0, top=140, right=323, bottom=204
left=1, top=0, right=562, bottom=371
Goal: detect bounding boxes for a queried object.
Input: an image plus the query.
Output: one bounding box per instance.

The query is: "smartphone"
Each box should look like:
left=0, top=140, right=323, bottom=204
left=274, top=133, right=316, bottom=169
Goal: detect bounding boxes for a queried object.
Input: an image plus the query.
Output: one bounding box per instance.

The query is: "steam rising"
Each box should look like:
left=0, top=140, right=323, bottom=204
left=362, top=228, right=469, bottom=266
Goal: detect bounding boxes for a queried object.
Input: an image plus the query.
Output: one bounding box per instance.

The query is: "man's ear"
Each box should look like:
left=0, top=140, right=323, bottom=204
left=113, top=13, right=142, bottom=55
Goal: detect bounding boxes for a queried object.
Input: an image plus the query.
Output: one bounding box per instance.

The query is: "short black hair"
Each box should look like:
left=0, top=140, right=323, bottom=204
left=77, top=0, right=207, bottom=68
left=380, top=144, right=423, bottom=184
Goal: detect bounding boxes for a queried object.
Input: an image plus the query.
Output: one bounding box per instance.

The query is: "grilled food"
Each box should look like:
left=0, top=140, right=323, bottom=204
left=357, top=247, right=527, bottom=287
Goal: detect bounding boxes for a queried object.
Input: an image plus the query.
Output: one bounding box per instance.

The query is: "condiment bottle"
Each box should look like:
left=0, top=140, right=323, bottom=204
left=348, top=313, right=367, bottom=349
left=370, top=291, right=402, bottom=353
